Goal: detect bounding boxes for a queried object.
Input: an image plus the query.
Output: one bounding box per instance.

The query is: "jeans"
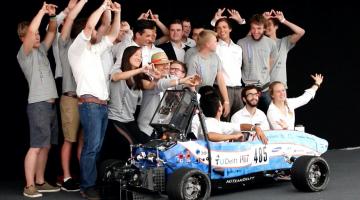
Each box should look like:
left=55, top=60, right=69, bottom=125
left=79, top=102, right=108, bottom=190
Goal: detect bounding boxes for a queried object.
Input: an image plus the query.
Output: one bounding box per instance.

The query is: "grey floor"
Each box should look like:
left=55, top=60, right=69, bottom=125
left=1, top=148, right=359, bottom=200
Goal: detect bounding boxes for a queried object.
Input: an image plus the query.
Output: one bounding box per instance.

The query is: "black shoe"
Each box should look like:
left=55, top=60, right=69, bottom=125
left=80, top=187, right=101, bottom=200
left=61, top=178, right=80, bottom=192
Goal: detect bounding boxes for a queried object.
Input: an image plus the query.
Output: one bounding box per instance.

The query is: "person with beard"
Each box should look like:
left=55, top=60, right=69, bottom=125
left=237, top=14, right=278, bottom=113
left=67, top=0, right=121, bottom=198
left=267, top=74, right=323, bottom=130
left=231, top=85, right=270, bottom=130
left=191, top=86, right=268, bottom=144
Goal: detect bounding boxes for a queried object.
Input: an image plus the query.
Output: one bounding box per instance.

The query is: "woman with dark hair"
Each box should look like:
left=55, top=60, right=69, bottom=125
left=102, top=46, right=153, bottom=161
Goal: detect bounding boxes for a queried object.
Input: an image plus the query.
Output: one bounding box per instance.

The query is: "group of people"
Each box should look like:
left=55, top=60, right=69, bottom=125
left=17, top=0, right=324, bottom=199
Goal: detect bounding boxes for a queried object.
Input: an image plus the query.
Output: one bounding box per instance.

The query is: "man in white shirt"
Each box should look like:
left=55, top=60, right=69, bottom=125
left=231, top=85, right=270, bottom=130
left=67, top=0, right=120, bottom=197
left=112, top=19, right=161, bottom=67
left=214, top=17, right=245, bottom=121
left=192, top=86, right=268, bottom=144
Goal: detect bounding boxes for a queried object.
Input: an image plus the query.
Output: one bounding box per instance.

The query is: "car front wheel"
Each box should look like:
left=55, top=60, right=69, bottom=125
left=291, top=155, right=330, bottom=192
left=166, top=168, right=211, bottom=200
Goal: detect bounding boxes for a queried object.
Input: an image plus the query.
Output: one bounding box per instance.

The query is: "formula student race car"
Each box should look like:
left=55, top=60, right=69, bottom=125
left=99, top=89, right=330, bottom=200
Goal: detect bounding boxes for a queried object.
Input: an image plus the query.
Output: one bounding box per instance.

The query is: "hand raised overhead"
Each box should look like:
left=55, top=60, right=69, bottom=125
left=41, top=2, right=58, bottom=16
left=67, top=0, right=78, bottom=11
left=214, top=8, right=226, bottom=21
left=110, top=2, right=121, bottom=13
left=311, top=73, right=324, bottom=85
left=148, top=9, right=160, bottom=22
left=227, top=9, right=244, bottom=24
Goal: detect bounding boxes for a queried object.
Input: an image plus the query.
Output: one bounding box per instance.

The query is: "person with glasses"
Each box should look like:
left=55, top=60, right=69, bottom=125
left=191, top=86, right=268, bottom=144
left=231, top=85, right=270, bottom=130
left=267, top=73, right=323, bottom=130
left=170, top=60, right=187, bottom=78
left=137, top=52, right=198, bottom=137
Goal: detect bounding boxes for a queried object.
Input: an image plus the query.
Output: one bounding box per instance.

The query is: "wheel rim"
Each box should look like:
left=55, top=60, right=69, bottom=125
left=184, top=176, right=202, bottom=200
left=307, top=161, right=328, bottom=188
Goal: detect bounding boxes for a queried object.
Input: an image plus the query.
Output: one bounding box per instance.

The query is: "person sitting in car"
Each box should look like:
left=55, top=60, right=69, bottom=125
left=191, top=86, right=268, bottom=144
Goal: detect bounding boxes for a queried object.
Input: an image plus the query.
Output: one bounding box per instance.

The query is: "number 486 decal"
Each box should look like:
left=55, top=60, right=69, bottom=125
left=253, top=146, right=268, bottom=164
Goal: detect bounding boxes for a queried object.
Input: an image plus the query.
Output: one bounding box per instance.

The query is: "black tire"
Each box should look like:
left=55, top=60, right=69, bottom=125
left=98, top=159, right=125, bottom=183
left=291, top=156, right=330, bottom=192
left=166, top=168, right=211, bottom=200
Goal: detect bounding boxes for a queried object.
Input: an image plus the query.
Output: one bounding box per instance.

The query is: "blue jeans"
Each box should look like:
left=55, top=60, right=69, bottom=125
left=79, top=102, right=108, bottom=190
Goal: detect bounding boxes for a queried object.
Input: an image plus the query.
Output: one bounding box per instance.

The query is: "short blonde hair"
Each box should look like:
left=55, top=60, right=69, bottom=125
left=17, top=21, right=30, bottom=38
left=196, top=29, right=217, bottom=49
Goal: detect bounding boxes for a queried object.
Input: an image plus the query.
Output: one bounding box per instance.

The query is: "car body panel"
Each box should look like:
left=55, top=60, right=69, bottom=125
left=132, top=130, right=328, bottom=180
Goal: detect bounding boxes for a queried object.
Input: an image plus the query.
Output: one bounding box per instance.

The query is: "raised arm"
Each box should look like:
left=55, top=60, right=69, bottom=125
left=289, top=73, right=324, bottom=109
left=274, top=10, right=305, bottom=44
left=22, top=2, right=54, bottom=55
left=57, top=0, right=77, bottom=25
left=227, top=9, right=246, bottom=25
left=83, top=0, right=110, bottom=38
left=60, top=0, right=87, bottom=41
left=95, top=8, right=111, bottom=43
left=210, top=8, right=226, bottom=27
left=149, top=10, right=169, bottom=45
left=105, top=2, right=121, bottom=43
left=42, top=4, right=58, bottom=50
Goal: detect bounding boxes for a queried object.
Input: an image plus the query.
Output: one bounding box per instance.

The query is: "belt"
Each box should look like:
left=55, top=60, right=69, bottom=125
left=213, top=85, right=242, bottom=89
left=245, top=81, right=270, bottom=91
left=79, top=96, right=107, bottom=105
left=226, top=86, right=242, bottom=89
left=63, top=92, right=78, bottom=98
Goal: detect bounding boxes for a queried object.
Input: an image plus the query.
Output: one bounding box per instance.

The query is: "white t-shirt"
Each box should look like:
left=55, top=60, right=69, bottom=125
left=216, top=39, right=243, bottom=87
left=231, top=107, right=270, bottom=130
left=191, top=115, right=240, bottom=139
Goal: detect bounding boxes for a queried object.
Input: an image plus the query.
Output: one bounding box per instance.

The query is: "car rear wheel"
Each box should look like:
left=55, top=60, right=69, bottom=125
left=167, top=168, right=211, bottom=200
left=291, top=155, right=330, bottom=192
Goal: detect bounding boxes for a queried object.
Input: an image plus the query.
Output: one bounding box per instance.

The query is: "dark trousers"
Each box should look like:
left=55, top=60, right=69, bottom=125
left=214, top=85, right=244, bottom=121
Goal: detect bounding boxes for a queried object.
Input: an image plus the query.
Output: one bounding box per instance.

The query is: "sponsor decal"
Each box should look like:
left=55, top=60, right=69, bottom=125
left=272, top=146, right=282, bottom=152
left=179, top=142, right=269, bottom=168
left=226, top=176, right=255, bottom=184
left=214, top=154, right=249, bottom=166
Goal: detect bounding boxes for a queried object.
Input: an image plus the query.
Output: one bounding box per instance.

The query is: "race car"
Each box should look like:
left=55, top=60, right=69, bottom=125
left=99, top=89, right=330, bottom=200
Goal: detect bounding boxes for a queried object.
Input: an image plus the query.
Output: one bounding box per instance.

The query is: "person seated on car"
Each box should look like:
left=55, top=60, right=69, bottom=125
left=191, top=86, right=268, bottom=144
left=267, top=73, right=323, bottom=130
left=231, top=85, right=270, bottom=130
